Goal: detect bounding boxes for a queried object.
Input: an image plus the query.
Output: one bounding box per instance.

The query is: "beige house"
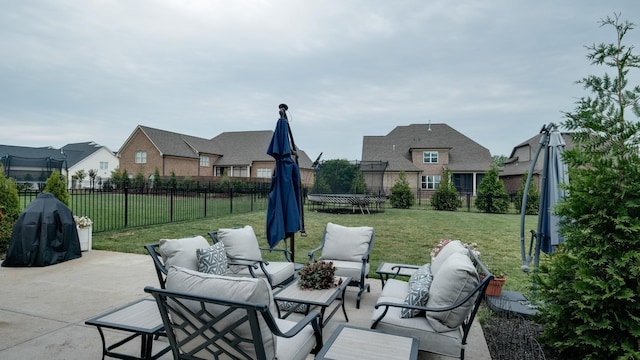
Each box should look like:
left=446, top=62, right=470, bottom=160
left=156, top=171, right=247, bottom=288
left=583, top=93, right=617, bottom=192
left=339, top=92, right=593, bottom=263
left=118, top=125, right=314, bottom=186
left=361, top=123, right=492, bottom=196
left=500, top=131, right=574, bottom=195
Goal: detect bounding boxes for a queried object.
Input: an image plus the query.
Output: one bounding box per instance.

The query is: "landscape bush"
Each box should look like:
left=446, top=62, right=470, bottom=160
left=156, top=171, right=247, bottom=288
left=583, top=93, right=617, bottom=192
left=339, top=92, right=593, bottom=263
left=475, top=166, right=509, bottom=213
left=389, top=171, right=414, bottom=209
left=536, top=14, right=640, bottom=359
left=0, top=168, right=20, bottom=254
left=431, top=168, right=461, bottom=211
left=44, top=170, right=70, bottom=206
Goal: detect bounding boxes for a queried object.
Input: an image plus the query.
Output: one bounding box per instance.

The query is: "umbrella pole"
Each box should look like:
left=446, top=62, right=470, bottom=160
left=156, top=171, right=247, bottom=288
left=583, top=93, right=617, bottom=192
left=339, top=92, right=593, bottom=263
left=520, top=126, right=548, bottom=272
left=278, top=103, right=306, bottom=262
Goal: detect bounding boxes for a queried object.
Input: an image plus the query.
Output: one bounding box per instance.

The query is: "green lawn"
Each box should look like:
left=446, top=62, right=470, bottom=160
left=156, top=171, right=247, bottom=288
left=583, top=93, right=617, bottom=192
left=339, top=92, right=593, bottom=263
left=93, top=208, right=542, bottom=296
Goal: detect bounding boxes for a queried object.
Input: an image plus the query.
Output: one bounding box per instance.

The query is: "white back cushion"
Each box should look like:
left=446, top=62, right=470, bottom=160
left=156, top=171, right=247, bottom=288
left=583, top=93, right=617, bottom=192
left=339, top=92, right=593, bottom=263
left=159, top=235, right=210, bottom=271
left=217, top=226, right=262, bottom=273
left=426, top=252, right=479, bottom=332
left=321, top=222, right=373, bottom=262
left=166, top=266, right=277, bottom=359
left=430, top=240, right=468, bottom=276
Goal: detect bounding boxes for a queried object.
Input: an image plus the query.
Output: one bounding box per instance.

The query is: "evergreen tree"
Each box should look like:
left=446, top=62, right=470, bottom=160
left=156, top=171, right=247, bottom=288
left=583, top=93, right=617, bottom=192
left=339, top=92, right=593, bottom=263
left=110, top=168, right=124, bottom=189
left=431, top=168, right=461, bottom=211
left=537, top=14, right=640, bottom=359
left=515, top=171, right=539, bottom=215
left=44, top=170, right=70, bottom=206
left=153, top=167, right=164, bottom=189
left=389, top=171, right=414, bottom=209
left=475, top=166, right=509, bottom=213
left=350, top=170, right=367, bottom=194
left=0, top=169, right=20, bottom=254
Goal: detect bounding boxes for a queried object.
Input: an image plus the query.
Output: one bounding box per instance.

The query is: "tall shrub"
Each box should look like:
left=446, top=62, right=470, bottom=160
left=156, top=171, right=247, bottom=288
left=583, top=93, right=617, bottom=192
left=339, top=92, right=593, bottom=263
left=475, top=166, right=509, bottom=213
left=431, top=168, right=461, bottom=211
left=389, top=171, right=414, bottom=209
left=0, top=169, right=20, bottom=255
left=536, top=14, right=640, bottom=359
left=514, top=171, right=539, bottom=215
left=44, top=170, right=70, bottom=206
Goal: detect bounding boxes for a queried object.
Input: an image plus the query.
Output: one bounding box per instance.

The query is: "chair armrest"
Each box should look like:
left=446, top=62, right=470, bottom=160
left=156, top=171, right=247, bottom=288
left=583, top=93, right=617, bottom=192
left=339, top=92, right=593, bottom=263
left=264, top=310, right=324, bottom=354
left=308, top=245, right=323, bottom=262
left=144, top=243, right=168, bottom=288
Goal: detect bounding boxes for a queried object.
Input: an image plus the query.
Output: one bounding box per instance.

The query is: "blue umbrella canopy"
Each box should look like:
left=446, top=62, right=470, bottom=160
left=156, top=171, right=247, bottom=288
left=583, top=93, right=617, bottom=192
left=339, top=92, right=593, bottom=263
left=537, top=129, right=568, bottom=255
left=266, top=105, right=304, bottom=259
left=520, top=123, right=569, bottom=272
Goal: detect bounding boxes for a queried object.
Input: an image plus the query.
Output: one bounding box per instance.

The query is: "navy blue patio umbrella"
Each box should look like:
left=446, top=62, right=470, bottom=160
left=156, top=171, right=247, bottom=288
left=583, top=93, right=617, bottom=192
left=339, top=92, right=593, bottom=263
left=520, top=123, right=569, bottom=273
left=266, top=104, right=305, bottom=262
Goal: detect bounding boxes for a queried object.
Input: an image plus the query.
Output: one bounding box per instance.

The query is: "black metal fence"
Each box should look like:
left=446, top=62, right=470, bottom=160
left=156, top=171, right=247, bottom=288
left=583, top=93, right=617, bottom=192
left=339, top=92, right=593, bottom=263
left=17, top=180, right=272, bottom=233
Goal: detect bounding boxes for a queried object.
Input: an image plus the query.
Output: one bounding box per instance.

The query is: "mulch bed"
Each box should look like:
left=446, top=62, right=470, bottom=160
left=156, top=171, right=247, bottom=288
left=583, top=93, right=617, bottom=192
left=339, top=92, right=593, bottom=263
left=481, top=309, right=559, bottom=360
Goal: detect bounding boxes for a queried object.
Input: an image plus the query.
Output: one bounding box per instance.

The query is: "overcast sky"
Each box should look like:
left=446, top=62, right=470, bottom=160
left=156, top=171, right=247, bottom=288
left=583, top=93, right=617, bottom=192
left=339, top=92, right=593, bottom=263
left=1, top=1, right=639, bottom=161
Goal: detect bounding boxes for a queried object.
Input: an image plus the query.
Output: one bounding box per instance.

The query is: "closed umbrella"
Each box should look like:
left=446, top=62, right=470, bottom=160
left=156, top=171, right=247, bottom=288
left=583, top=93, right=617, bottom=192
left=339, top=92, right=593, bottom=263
left=520, top=123, right=569, bottom=272
left=266, top=104, right=305, bottom=262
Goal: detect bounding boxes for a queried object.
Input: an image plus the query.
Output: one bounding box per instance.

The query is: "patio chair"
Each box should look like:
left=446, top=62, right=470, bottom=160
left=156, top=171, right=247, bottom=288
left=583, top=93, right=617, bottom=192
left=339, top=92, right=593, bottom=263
left=144, top=235, right=213, bottom=289
left=145, top=266, right=322, bottom=360
left=209, top=225, right=296, bottom=289
left=308, top=222, right=375, bottom=308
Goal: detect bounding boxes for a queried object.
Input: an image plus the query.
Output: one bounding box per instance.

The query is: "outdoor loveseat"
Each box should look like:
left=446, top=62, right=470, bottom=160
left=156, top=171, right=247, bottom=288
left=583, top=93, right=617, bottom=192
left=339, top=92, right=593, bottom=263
left=370, top=240, right=492, bottom=359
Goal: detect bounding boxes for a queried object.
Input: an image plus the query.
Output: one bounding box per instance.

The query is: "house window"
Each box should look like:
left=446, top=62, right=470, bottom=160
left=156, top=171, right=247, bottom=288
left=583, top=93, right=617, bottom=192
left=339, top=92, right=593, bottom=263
left=199, top=156, right=210, bottom=167
left=257, top=168, right=272, bottom=178
left=135, top=151, right=147, bottom=164
left=216, top=167, right=227, bottom=176
left=421, top=175, right=441, bottom=190
left=99, top=161, right=108, bottom=170
left=233, top=167, right=248, bottom=177
left=423, top=151, right=438, bottom=164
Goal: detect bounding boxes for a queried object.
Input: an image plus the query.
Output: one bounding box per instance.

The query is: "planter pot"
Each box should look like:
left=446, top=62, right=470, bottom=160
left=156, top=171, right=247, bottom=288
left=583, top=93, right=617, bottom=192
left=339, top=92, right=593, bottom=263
left=77, top=225, right=93, bottom=252
left=486, top=277, right=507, bottom=297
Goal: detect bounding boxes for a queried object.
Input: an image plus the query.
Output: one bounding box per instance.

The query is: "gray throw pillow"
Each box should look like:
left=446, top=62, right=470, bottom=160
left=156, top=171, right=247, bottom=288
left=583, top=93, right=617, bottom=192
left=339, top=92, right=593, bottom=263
left=401, top=264, right=434, bottom=318
left=196, top=242, right=228, bottom=275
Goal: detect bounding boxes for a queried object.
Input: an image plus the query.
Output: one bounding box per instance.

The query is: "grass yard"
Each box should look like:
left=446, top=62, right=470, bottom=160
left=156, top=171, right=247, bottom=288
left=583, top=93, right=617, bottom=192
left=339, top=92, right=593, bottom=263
left=94, top=207, right=543, bottom=296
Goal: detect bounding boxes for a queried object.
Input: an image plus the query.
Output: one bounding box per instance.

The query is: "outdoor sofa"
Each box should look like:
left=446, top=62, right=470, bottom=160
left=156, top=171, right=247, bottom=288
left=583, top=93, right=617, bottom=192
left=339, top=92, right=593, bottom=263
left=370, top=240, right=492, bottom=359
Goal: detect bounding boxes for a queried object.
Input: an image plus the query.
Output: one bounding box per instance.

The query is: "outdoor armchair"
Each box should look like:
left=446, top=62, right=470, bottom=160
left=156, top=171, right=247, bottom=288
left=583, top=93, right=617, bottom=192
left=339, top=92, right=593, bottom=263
left=145, top=266, right=322, bottom=360
left=308, top=222, right=375, bottom=308
left=209, top=225, right=296, bottom=289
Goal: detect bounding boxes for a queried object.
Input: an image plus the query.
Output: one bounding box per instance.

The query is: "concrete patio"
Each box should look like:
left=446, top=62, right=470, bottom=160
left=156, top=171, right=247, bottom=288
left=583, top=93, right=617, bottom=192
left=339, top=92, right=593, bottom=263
left=0, top=250, right=491, bottom=359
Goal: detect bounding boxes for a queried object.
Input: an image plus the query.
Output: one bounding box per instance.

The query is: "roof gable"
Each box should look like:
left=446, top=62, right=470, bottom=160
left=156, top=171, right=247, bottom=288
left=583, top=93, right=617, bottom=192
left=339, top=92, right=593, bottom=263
left=362, top=123, right=492, bottom=172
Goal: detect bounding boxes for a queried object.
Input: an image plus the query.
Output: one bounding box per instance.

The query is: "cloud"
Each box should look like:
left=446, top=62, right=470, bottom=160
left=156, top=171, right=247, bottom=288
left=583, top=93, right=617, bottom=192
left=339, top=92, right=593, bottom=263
left=0, top=0, right=638, bottom=161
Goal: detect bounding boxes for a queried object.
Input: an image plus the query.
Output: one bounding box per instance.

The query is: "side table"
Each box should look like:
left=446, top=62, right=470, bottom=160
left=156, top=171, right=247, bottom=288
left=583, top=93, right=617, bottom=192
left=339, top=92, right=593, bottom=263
left=316, top=324, right=419, bottom=360
left=85, top=298, right=170, bottom=360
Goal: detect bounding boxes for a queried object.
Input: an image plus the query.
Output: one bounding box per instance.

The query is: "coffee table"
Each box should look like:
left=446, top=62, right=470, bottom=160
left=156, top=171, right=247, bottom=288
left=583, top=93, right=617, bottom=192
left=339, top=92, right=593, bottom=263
left=316, top=324, right=419, bottom=360
left=85, top=298, right=170, bottom=360
left=274, top=276, right=350, bottom=328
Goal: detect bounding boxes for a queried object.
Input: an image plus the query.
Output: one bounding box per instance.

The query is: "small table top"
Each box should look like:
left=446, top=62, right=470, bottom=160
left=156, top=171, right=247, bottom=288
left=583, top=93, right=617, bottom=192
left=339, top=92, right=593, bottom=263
left=376, top=262, right=420, bottom=278
left=274, top=276, right=351, bottom=306
left=85, top=298, right=164, bottom=334
left=316, top=324, right=419, bottom=360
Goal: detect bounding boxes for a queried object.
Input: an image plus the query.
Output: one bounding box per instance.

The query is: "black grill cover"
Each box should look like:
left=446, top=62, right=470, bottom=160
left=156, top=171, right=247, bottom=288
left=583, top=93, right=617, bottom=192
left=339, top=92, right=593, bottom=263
left=2, top=192, right=81, bottom=267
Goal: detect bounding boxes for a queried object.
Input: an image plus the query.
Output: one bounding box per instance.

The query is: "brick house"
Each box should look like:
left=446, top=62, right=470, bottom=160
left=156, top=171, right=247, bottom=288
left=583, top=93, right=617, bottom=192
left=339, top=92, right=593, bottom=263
left=117, top=125, right=314, bottom=186
left=361, top=123, right=493, bottom=196
left=500, top=131, right=574, bottom=195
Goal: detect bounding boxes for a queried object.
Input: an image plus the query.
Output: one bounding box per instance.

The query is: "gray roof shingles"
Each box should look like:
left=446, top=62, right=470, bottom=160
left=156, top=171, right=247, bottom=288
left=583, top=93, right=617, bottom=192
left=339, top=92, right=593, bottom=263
left=362, top=123, right=492, bottom=172
left=138, top=125, right=313, bottom=168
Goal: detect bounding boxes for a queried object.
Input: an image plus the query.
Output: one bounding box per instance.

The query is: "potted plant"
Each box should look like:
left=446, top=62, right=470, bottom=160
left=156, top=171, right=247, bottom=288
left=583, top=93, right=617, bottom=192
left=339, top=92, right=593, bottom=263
left=484, top=265, right=507, bottom=297
left=298, top=259, right=342, bottom=290
left=74, top=215, right=93, bottom=251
